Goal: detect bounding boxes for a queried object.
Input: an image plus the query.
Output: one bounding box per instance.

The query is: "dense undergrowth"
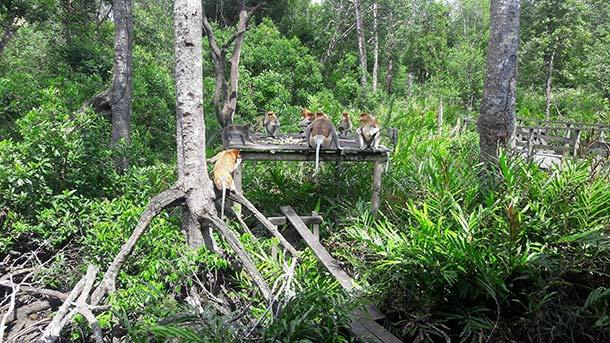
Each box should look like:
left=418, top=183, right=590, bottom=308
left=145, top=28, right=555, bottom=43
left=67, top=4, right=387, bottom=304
left=1, top=2, right=610, bottom=342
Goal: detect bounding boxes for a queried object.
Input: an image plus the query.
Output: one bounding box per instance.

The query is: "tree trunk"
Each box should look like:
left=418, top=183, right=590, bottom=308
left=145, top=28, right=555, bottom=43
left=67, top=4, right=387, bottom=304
left=203, top=1, right=255, bottom=128
left=385, top=52, right=394, bottom=95
left=371, top=2, right=379, bottom=92
left=477, top=0, right=520, bottom=166
left=174, top=0, right=218, bottom=250
left=544, top=49, right=555, bottom=119
left=110, top=0, right=134, bottom=172
left=407, top=71, right=414, bottom=97
left=353, top=0, right=368, bottom=90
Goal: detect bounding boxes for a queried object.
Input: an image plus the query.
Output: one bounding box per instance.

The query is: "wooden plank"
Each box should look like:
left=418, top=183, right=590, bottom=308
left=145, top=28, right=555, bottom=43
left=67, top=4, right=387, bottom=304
left=267, top=215, right=323, bottom=226
left=353, top=314, right=403, bottom=343
left=240, top=151, right=389, bottom=162
left=281, top=206, right=355, bottom=292
left=349, top=319, right=383, bottom=343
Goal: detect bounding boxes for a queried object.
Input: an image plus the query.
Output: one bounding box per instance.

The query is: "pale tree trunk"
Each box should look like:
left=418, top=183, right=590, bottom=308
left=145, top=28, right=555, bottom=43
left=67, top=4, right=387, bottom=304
left=174, top=0, right=218, bottom=251
left=544, top=49, right=555, bottom=118
left=371, top=2, right=379, bottom=92
left=407, top=71, right=414, bottom=97
left=478, top=0, right=520, bottom=165
left=353, top=0, right=368, bottom=90
left=385, top=51, right=394, bottom=94
left=110, top=0, right=134, bottom=172
left=202, top=1, right=258, bottom=127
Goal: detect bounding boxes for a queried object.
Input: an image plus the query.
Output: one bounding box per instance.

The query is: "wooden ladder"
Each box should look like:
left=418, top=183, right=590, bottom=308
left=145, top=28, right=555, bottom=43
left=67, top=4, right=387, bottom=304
left=280, top=206, right=402, bottom=343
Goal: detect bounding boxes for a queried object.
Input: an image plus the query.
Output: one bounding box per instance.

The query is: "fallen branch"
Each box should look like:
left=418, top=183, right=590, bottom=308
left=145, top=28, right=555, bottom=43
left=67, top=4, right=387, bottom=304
left=6, top=301, right=51, bottom=340
left=229, top=193, right=298, bottom=256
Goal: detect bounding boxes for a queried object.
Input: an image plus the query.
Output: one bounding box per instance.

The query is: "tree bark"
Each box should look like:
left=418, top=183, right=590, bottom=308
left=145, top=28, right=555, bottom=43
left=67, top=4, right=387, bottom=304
left=353, top=0, right=368, bottom=90
left=544, top=49, right=555, bottom=119
left=477, top=0, right=520, bottom=165
left=110, top=0, right=134, bottom=172
left=174, top=0, right=218, bottom=250
left=385, top=51, right=394, bottom=95
left=371, top=2, right=379, bottom=92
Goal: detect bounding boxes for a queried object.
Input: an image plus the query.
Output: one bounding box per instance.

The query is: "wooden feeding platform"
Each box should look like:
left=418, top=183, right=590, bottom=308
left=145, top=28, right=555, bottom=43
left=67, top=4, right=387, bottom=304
left=223, top=133, right=394, bottom=214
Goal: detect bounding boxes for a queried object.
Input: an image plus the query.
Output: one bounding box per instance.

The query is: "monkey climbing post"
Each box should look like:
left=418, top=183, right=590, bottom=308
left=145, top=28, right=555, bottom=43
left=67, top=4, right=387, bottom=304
left=223, top=133, right=392, bottom=214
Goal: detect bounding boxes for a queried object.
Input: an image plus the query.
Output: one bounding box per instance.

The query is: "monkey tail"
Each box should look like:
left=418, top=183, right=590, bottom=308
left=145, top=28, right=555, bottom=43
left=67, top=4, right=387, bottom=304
left=314, top=135, right=324, bottom=174
left=221, top=177, right=227, bottom=219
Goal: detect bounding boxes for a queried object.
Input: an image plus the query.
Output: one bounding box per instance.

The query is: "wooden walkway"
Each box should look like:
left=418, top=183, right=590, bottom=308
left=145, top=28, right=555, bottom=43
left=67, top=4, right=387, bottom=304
left=279, top=206, right=402, bottom=343
left=462, top=117, right=609, bottom=169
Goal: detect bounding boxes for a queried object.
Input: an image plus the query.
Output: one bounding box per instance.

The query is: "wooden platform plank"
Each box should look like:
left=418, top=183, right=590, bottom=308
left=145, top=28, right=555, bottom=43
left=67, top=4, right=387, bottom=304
left=280, top=205, right=354, bottom=292
left=353, top=314, right=403, bottom=343
left=280, top=206, right=400, bottom=343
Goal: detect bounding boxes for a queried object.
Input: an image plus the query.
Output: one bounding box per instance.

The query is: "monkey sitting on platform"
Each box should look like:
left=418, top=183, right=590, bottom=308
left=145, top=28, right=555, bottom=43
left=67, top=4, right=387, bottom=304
left=299, top=108, right=315, bottom=136
left=337, top=111, right=353, bottom=136
left=264, top=111, right=280, bottom=138
left=305, top=112, right=341, bottom=174
left=356, top=113, right=381, bottom=150
left=208, top=149, right=241, bottom=219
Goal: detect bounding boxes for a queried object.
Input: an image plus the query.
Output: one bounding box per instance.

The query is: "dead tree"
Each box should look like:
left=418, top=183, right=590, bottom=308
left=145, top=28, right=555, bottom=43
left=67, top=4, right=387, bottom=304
left=202, top=1, right=259, bottom=128
left=33, top=1, right=297, bottom=340
left=478, top=0, right=521, bottom=165
left=110, top=0, right=134, bottom=171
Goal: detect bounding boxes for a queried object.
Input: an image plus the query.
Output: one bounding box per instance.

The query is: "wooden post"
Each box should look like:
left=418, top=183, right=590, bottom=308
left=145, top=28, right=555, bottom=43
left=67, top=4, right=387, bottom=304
left=437, top=97, right=444, bottom=135
left=571, top=128, right=581, bottom=158
left=371, top=161, right=383, bottom=215
left=311, top=211, right=320, bottom=240
left=527, top=127, right=534, bottom=160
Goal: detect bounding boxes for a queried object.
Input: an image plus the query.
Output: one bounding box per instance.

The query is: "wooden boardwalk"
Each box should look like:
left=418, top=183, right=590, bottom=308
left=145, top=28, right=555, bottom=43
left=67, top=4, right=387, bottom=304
left=462, top=117, right=609, bottom=169
left=279, top=206, right=402, bottom=343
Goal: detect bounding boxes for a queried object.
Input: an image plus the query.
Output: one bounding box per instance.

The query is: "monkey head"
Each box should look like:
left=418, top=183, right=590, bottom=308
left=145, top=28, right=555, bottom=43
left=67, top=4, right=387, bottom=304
left=315, top=111, right=328, bottom=120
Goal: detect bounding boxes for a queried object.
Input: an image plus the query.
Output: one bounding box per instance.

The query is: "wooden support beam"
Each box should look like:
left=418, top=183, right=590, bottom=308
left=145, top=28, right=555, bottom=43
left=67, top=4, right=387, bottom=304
left=239, top=151, right=388, bottom=162
left=311, top=211, right=320, bottom=240
left=267, top=215, right=323, bottom=226
left=371, top=161, right=384, bottom=215
left=280, top=206, right=399, bottom=343
left=281, top=206, right=355, bottom=292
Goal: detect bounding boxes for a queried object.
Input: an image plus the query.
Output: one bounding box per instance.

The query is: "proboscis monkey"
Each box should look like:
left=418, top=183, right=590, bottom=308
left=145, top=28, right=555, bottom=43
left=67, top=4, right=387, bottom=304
left=208, top=149, right=241, bottom=218
left=305, top=112, right=341, bottom=174
left=337, top=111, right=352, bottom=136
left=264, top=111, right=280, bottom=137
left=357, top=113, right=381, bottom=150
left=299, top=108, right=315, bottom=135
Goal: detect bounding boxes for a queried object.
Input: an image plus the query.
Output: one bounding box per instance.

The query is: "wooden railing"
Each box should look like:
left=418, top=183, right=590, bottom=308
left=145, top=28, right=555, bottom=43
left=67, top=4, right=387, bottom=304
left=460, top=117, right=609, bottom=160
